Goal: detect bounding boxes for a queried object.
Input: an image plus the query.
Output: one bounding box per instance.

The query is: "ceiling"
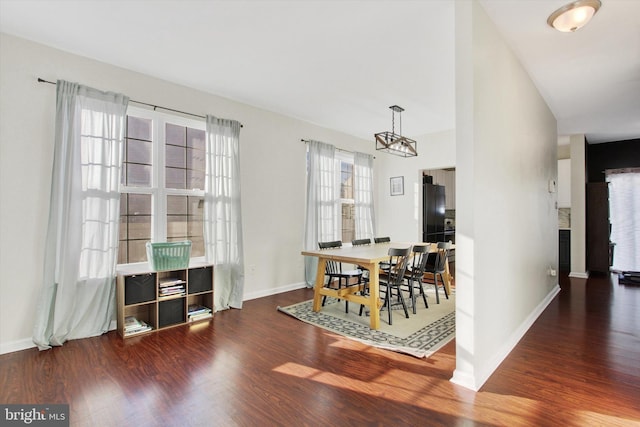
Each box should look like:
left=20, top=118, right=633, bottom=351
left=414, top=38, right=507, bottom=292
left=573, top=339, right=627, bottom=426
left=1, top=0, right=638, bottom=144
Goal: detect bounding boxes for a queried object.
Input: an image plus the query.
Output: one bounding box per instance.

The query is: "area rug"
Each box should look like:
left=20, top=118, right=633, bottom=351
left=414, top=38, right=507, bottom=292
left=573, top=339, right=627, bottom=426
left=277, top=289, right=455, bottom=358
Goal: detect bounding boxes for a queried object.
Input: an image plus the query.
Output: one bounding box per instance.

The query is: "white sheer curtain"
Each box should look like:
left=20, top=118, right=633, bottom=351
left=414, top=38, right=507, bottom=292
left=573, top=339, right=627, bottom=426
left=204, top=116, right=245, bottom=310
left=354, top=152, right=376, bottom=240
left=303, top=140, right=340, bottom=286
left=606, top=170, right=640, bottom=272
left=33, top=80, right=128, bottom=350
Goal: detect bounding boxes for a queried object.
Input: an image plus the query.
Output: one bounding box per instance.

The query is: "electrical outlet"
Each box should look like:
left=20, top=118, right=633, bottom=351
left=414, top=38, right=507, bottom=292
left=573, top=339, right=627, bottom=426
left=548, top=268, right=557, bottom=277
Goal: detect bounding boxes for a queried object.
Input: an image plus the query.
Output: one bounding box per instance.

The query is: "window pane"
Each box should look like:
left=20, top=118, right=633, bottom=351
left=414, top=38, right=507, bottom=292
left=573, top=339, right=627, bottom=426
left=118, top=193, right=152, bottom=264
left=122, top=116, right=153, bottom=187
left=128, top=215, right=151, bottom=240
left=166, top=123, right=185, bottom=147
left=166, top=167, right=186, bottom=189
left=186, top=147, right=205, bottom=171
left=188, top=196, right=203, bottom=218
left=118, top=242, right=128, bottom=265
left=128, top=240, right=148, bottom=263
left=189, top=237, right=204, bottom=257
left=166, top=144, right=186, bottom=168
left=120, top=193, right=127, bottom=216
left=127, top=164, right=152, bottom=187
left=187, top=128, right=205, bottom=150
left=167, top=195, right=188, bottom=215
left=128, top=194, right=151, bottom=215
left=341, top=162, right=353, bottom=199
left=127, top=139, right=152, bottom=164
left=187, top=170, right=205, bottom=190
left=119, top=217, right=127, bottom=241
left=127, top=117, right=151, bottom=141
left=167, top=215, right=188, bottom=238
left=341, top=203, right=355, bottom=243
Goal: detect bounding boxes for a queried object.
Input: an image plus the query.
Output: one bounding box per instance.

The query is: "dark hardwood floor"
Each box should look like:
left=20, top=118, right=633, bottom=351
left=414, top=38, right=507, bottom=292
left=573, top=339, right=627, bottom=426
left=1, top=273, right=639, bottom=426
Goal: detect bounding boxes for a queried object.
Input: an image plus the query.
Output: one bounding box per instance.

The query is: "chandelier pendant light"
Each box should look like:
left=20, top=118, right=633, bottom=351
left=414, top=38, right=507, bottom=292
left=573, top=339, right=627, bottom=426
left=374, top=105, right=417, bottom=158
left=547, top=0, right=601, bottom=32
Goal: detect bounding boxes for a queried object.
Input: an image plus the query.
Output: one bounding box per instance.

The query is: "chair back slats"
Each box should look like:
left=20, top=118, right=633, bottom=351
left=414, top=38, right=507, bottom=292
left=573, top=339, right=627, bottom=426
left=319, top=240, right=343, bottom=274
left=352, top=238, right=371, bottom=246
left=386, top=247, right=411, bottom=284
left=434, top=241, right=451, bottom=273
left=408, top=245, right=430, bottom=279
left=374, top=237, right=391, bottom=243
left=319, top=240, right=342, bottom=250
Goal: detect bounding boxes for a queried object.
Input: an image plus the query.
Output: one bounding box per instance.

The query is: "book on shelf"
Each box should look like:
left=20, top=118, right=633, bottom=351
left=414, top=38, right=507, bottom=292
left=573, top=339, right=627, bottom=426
left=159, top=286, right=185, bottom=294
left=188, top=304, right=212, bottom=316
left=159, top=278, right=185, bottom=287
left=124, top=316, right=152, bottom=335
left=159, top=283, right=186, bottom=297
left=188, top=312, right=213, bottom=322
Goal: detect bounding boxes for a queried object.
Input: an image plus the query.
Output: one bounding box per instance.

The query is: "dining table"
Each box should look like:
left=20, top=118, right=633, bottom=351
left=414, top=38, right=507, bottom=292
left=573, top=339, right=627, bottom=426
left=301, top=242, right=454, bottom=330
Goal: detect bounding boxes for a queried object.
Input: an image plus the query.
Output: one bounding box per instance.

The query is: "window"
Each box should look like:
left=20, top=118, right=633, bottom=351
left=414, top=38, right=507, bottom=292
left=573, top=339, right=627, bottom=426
left=339, top=153, right=355, bottom=243
left=118, top=107, right=205, bottom=264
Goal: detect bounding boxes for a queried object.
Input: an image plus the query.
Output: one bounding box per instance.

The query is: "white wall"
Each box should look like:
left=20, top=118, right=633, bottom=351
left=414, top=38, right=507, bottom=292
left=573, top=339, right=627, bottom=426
left=451, top=1, right=560, bottom=390
left=376, top=129, right=455, bottom=241
left=569, top=135, right=588, bottom=278
left=0, top=33, right=375, bottom=353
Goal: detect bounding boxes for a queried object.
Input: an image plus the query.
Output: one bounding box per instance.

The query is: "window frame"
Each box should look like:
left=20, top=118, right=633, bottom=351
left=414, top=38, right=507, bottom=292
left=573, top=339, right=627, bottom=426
left=118, top=106, right=206, bottom=267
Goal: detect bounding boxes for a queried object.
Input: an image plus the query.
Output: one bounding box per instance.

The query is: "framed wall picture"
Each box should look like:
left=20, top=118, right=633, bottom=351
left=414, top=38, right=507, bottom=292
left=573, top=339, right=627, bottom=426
left=390, top=176, right=404, bottom=196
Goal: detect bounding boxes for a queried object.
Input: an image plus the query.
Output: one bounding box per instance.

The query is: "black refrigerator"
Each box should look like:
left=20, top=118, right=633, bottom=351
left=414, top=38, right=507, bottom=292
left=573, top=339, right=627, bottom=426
left=422, top=177, right=445, bottom=243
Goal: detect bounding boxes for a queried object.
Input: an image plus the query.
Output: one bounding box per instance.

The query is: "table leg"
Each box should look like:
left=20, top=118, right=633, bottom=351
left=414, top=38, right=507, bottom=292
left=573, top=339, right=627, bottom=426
left=312, top=258, right=327, bottom=312
left=368, top=262, right=380, bottom=329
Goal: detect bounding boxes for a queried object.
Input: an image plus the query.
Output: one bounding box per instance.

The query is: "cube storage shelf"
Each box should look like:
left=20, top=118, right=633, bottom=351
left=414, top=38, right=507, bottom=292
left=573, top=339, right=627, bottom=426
left=116, top=261, right=214, bottom=339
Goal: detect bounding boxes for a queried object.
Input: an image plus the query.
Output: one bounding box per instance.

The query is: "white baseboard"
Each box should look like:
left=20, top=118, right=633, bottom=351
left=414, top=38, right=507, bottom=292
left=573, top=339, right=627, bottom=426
left=450, top=284, right=561, bottom=391
left=2, top=321, right=118, bottom=356
left=450, top=369, right=479, bottom=391
left=569, top=271, right=589, bottom=279
left=1, top=282, right=309, bottom=355
left=243, top=281, right=307, bottom=301
left=1, top=338, right=36, bottom=355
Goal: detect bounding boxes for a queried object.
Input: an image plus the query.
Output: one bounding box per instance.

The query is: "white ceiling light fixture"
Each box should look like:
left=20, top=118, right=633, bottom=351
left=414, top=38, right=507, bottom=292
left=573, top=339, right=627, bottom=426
left=374, top=105, right=417, bottom=158
left=547, top=0, right=602, bottom=32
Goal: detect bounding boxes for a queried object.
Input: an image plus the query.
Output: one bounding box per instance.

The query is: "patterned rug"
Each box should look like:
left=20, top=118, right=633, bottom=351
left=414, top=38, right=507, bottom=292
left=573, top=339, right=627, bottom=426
left=277, top=288, right=455, bottom=358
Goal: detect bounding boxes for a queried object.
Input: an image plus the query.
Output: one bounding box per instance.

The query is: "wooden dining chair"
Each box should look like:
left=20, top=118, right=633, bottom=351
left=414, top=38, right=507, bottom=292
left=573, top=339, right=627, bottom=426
left=377, top=246, right=412, bottom=325
left=318, top=240, right=363, bottom=313
left=424, top=241, right=451, bottom=304
left=403, top=244, right=431, bottom=313
left=351, top=238, right=372, bottom=282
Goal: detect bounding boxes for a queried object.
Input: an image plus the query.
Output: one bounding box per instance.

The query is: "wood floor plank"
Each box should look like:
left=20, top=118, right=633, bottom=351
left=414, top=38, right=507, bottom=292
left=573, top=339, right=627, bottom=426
left=1, top=273, right=639, bottom=426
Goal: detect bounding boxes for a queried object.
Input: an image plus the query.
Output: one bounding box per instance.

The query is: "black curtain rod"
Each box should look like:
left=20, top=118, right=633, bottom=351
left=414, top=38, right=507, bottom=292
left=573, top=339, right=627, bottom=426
left=37, top=78, right=243, bottom=127
left=301, top=139, right=375, bottom=159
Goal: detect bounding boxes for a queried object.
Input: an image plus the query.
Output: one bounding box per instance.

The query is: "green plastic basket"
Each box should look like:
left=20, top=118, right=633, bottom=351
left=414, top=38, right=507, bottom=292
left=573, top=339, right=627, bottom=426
left=146, top=241, right=192, bottom=271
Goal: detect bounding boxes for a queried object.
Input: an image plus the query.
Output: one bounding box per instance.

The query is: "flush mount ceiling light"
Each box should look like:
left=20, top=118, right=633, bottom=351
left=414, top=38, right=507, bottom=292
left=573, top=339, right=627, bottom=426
left=547, top=0, right=602, bottom=32
left=374, top=105, right=417, bottom=158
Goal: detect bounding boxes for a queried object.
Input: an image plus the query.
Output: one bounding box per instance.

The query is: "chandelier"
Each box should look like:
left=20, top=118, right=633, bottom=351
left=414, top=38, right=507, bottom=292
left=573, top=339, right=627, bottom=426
left=374, top=105, right=417, bottom=157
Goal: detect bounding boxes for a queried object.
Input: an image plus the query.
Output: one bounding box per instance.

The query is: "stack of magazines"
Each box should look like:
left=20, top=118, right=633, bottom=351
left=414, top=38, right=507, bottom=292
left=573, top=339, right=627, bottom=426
left=124, top=316, right=152, bottom=336
left=159, top=278, right=185, bottom=298
left=188, top=304, right=212, bottom=322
